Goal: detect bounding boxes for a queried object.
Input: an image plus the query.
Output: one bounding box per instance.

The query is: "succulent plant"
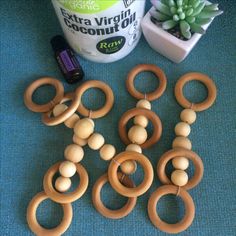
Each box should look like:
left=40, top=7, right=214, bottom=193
left=150, top=0, right=223, bottom=39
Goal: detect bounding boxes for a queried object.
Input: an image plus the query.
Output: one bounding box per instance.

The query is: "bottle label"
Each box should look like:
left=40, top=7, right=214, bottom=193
left=59, top=50, right=76, bottom=72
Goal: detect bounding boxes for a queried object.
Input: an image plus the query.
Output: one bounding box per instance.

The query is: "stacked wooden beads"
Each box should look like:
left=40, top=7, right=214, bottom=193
left=148, top=72, right=217, bottom=234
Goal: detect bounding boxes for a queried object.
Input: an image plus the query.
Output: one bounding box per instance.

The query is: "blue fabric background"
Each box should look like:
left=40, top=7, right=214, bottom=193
left=1, top=0, right=235, bottom=235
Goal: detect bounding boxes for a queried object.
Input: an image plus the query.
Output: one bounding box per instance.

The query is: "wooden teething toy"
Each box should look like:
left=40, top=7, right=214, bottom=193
left=24, top=78, right=114, bottom=235
left=148, top=72, right=217, bottom=234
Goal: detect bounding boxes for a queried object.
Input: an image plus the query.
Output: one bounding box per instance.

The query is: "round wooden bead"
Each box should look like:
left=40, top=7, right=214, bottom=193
left=128, top=125, right=148, bottom=145
left=53, top=104, right=68, bottom=117
left=120, top=160, right=137, bottom=175
left=172, top=137, right=192, bottom=150
left=171, top=170, right=188, bottom=186
left=174, top=122, right=191, bottom=137
left=134, top=115, right=148, bottom=128
left=72, top=134, right=87, bottom=147
left=125, top=144, right=142, bottom=153
left=55, top=176, right=72, bottom=192
left=64, top=114, right=80, bottom=128
left=136, top=99, right=151, bottom=110
left=180, top=109, right=197, bottom=124
left=59, top=161, right=76, bottom=178
left=88, top=133, right=105, bottom=150
left=74, top=118, right=94, bottom=139
left=64, top=144, right=84, bottom=163
left=100, top=144, right=116, bottom=161
left=172, top=157, right=189, bottom=170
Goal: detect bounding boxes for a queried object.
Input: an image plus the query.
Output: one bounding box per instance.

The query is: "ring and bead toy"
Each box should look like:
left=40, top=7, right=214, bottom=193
left=148, top=72, right=217, bottom=233
left=24, top=78, right=115, bottom=235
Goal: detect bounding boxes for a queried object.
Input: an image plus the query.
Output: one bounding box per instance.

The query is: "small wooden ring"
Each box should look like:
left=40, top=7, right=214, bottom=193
left=108, top=151, right=154, bottom=197
left=43, top=162, right=89, bottom=203
left=24, top=77, right=64, bottom=113
left=92, top=173, right=137, bottom=219
left=148, top=185, right=195, bottom=234
left=157, top=148, right=204, bottom=190
left=26, top=191, right=73, bottom=236
left=175, top=72, right=217, bottom=111
left=76, top=80, right=114, bottom=119
left=126, top=64, right=167, bottom=101
left=119, top=108, right=162, bottom=149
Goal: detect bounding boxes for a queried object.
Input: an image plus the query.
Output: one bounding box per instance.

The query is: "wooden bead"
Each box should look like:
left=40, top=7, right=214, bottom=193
left=120, top=160, right=137, bottom=175
left=128, top=125, right=148, bottom=145
left=172, top=157, right=189, bottom=170
left=88, top=133, right=105, bottom=150
left=74, top=118, right=94, bottom=139
left=180, top=109, right=197, bottom=124
left=100, top=144, right=116, bottom=161
left=55, top=176, right=71, bottom=192
left=136, top=99, right=151, bottom=110
left=134, top=115, right=148, bottom=128
left=59, top=161, right=76, bottom=178
left=64, top=144, right=84, bottom=163
left=64, top=114, right=80, bottom=128
left=125, top=144, right=142, bottom=153
left=73, top=134, right=87, bottom=147
left=172, top=137, right=192, bottom=150
left=53, top=104, right=68, bottom=116
left=171, top=170, right=188, bottom=186
left=175, top=122, right=191, bottom=137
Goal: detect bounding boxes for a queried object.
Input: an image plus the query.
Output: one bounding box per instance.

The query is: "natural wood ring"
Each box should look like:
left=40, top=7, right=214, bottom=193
left=42, top=91, right=81, bottom=126
left=119, top=108, right=162, bottom=149
left=76, top=80, right=114, bottom=119
left=24, top=77, right=64, bottom=113
left=157, top=148, right=204, bottom=190
left=148, top=185, right=195, bottom=234
left=26, top=191, right=73, bottom=236
left=126, top=64, right=167, bottom=101
left=43, top=162, right=89, bottom=203
left=175, top=72, right=217, bottom=111
left=108, top=151, right=154, bottom=197
left=92, top=173, right=137, bottom=219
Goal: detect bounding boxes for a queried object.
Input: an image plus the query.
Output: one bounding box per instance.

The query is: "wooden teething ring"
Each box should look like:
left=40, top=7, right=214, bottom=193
left=24, top=77, right=64, bottom=113
left=76, top=80, right=114, bottom=119
left=175, top=72, right=217, bottom=111
left=43, top=162, right=89, bottom=203
left=26, top=191, right=73, bottom=236
left=126, top=64, right=167, bottom=101
left=108, top=151, right=154, bottom=197
left=157, top=148, right=204, bottom=190
left=148, top=185, right=195, bottom=234
left=92, top=173, right=137, bottom=219
left=119, top=108, right=162, bottom=149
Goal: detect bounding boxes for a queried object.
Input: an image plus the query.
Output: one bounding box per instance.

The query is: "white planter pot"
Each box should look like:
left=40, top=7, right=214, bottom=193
left=141, top=7, right=213, bottom=63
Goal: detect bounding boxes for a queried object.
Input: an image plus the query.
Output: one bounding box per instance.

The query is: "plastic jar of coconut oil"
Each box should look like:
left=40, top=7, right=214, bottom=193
left=51, top=0, right=146, bottom=63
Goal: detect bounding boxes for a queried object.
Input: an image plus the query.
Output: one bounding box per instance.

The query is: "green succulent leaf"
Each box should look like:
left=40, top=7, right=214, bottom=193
left=183, top=0, right=189, bottom=5
left=186, top=8, right=194, bottom=16
left=192, top=2, right=206, bottom=16
left=198, top=10, right=223, bottom=18
left=173, top=14, right=180, bottom=21
left=177, top=0, right=183, bottom=7
left=204, top=4, right=219, bottom=11
left=160, top=0, right=169, bottom=5
left=186, top=16, right=196, bottom=24
left=195, top=17, right=212, bottom=25
left=189, top=0, right=197, bottom=6
left=193, top=0, right=201, bottom=8
left=150, top=8, right=170, bottom=21
left=180, top=20, right=190, bottom=32
left=170, top=6, right=177, bottom=14
left=162, top=20, right=178, bottom=29
left=181, top=28, right=191, bottom=39
left=190, top=23, right=205, bottom=34
left=168, top=0, right=176, bottom=7
left=179, top=12, right=186, bottom=20
left=151, top=0, right=172, bottom=16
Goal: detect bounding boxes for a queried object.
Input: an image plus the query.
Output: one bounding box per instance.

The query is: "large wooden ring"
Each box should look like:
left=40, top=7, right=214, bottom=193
left=148, top=185, right=195, bottom=234
left=27, top=191, right=73, bottom=236
left=108, top=151, right=154, bottom=197
left=76, top=80, right=114, bottom=119
left=175, top=72, right=217, bottom=111
left=157, top=148, right=204, bottom=190
left=92, top=173, right=137, bottom=219
left=126, top=64, right=167, bottom=101
left=43, top=162, right=89, bottom=203
left=24, top=77, right=64, bottom=113
left=119, top=108, right=162, bottom=149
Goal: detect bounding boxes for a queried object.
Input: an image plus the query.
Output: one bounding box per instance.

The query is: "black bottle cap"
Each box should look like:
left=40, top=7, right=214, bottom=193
left=51, top=35, right=69, bottom=52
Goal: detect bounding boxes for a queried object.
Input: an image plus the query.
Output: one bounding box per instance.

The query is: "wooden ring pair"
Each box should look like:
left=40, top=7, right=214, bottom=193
left=92, top=173, right=137, bottom=219
left=126, top=64, right=167, bottom=101
left=175, top=72, right=217, bottom=111
left=108, top=151, right=154, bottom=197
left=27, top=191, right=72, bottom=236
left=119, top=108, right=162, bottom=149
left=43, top=162, right=89, bottom=203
